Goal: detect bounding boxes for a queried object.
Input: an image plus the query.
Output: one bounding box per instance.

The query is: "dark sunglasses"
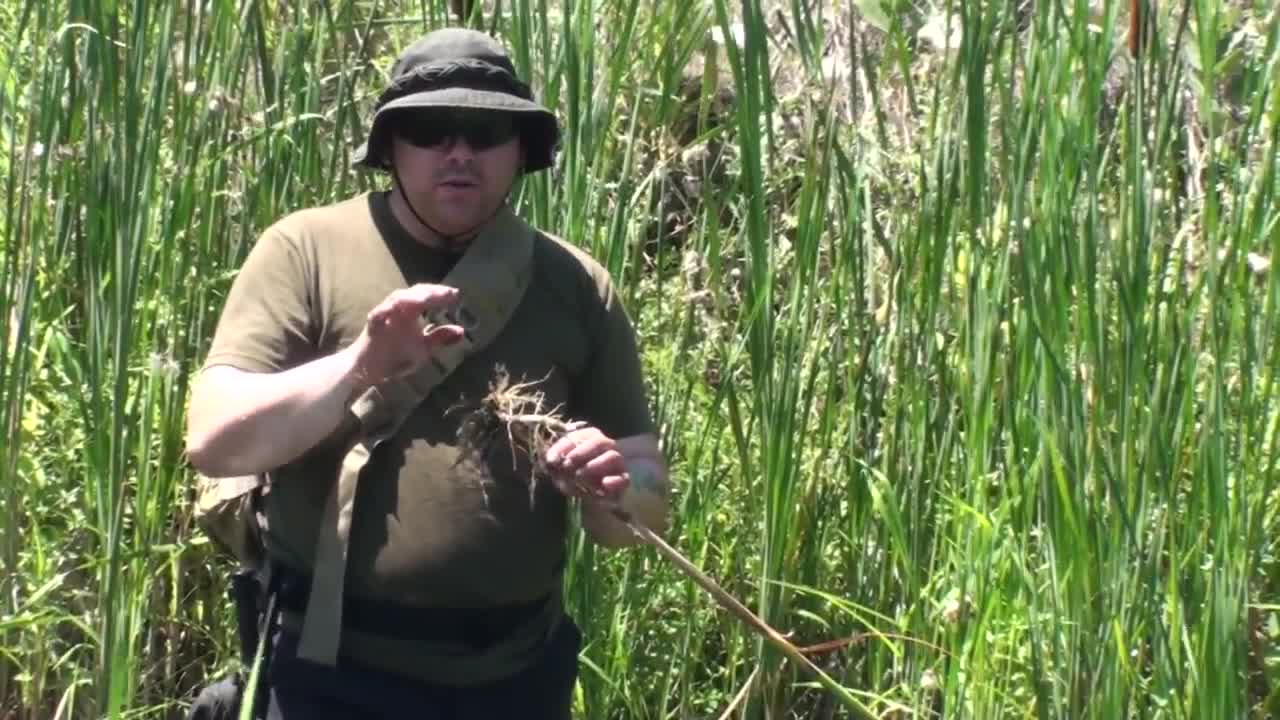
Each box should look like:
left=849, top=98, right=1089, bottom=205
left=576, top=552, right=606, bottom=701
left=392, top=110, right=518, bottom=151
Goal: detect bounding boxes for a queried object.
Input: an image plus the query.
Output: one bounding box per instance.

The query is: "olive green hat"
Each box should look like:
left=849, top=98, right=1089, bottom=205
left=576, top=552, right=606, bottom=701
left=353, top=28, right=560, bottom=173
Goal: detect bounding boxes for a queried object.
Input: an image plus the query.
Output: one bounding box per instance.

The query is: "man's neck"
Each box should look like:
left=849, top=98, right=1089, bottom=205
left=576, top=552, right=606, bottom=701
left=386, top=189, right=477, bottom=252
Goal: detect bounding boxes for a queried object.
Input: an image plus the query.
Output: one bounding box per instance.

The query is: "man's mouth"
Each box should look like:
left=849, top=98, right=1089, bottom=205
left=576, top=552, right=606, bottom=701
left=440, top=178, right=478, bottom=188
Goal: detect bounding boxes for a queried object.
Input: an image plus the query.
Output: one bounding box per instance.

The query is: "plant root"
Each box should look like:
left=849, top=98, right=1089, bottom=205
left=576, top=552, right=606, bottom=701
left=455, top=366, right=583, bottom=505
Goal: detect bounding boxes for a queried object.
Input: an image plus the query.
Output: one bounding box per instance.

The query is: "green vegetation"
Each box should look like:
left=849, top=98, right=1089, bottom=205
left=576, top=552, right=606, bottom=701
left=2, top=0, right=1278, bottom=717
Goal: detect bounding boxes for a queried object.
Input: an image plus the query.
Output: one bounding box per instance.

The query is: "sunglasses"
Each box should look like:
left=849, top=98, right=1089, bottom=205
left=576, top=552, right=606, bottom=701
left=392, top=110, right=519, bottom=151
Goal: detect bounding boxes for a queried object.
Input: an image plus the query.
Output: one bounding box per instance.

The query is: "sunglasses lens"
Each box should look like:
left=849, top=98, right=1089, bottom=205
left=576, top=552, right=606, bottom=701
left=467, top=115, right=517, bottom=148
left=397, top=124, right=447, bottom=147
left=396, top=111, right=516, bottom=150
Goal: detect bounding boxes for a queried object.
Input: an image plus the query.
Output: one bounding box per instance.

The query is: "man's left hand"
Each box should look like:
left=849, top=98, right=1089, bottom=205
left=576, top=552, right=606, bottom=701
left=546, top=429, right=670, bottom=546
left=544, top=426, right=629, bottom=500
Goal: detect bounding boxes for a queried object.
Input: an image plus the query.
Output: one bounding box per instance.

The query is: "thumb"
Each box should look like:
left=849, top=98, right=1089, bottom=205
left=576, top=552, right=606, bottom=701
left=422, top=323, right=466, bottom=351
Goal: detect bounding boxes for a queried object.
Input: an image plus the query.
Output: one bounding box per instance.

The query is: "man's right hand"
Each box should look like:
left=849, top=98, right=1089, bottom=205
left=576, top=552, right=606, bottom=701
left=346, top=283, right=468, bottom=390
left=186, top=283, right=466, bottom=478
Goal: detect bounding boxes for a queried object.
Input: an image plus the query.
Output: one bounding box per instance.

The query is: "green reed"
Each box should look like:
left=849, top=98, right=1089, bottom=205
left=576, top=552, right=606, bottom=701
left=3, top=0, right=1278, bottom=718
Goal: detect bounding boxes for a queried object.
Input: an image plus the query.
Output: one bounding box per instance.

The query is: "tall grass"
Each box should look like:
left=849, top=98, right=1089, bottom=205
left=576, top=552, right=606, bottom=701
left=2, top=0, right=1278, bottom=718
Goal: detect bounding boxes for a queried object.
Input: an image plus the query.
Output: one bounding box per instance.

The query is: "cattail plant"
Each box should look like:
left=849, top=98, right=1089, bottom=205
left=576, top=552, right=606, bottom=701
left=2, top=0, right=1277, bottom=718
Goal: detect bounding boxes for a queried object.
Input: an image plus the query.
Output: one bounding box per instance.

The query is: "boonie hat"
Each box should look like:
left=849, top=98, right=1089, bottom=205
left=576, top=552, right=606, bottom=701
left=353, top=28, right=560, bottom=173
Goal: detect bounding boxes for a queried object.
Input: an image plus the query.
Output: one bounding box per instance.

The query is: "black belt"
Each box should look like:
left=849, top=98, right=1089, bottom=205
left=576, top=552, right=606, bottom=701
left=273, top=567, right=551, bottom=650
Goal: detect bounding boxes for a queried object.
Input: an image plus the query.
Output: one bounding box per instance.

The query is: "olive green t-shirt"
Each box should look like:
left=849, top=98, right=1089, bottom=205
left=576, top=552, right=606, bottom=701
left=202, top=191, right=654, bottom=608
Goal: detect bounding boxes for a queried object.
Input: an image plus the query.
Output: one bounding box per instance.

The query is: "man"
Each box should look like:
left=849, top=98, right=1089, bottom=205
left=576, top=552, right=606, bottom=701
left=184, top=27, right=669, bottom=719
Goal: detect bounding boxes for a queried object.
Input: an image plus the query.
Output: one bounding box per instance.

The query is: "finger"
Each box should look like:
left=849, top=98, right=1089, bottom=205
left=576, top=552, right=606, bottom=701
left=369, top=286, right=459, bottom=325
left=595, top=474, right=629, bottom=497
left=365, top=299, right=405, bottom=330
left=576, top=449, right=626, bottom=482
left=422, top=324, right=465, bottom=350
left=563, top=434, right=615, bottom=468
left=544, top=433, right=588, bottom=468
left=366, top=300, right=394, bottom=327
left=392, top=287, right=460, bottom=321
left=567, top=448, right=625, bottom=499
left=575, top=471, right=627, bottom=500
left=404, top=283, right=461, bottom=309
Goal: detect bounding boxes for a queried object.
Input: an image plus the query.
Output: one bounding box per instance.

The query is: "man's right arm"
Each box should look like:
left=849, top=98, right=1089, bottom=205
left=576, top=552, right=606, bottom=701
left=186, top=283, right=465, bottom=478
left=185, top=347, right=366, bottom=478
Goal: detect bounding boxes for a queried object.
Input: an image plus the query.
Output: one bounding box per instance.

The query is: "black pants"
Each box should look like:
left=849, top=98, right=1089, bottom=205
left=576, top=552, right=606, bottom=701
left=264, top=618, right=582, bottom=719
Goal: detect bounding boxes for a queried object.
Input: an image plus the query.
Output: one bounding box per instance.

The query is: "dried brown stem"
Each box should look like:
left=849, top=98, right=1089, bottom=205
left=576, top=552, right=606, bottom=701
left=715, top=666, right=759, bottom=720
left=457, top=367, right=871, bottom=716
left=606, top=506, right=838, bottom=681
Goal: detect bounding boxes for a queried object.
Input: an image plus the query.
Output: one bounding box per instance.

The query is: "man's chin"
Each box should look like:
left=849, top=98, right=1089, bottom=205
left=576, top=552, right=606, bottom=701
left=431, top=217, right=490, bottom=245
left=434, top=208, right=499, bottom=237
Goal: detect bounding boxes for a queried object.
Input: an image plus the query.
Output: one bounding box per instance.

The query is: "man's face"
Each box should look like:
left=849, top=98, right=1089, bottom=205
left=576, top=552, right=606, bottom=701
left=388, top=108, right=523, bottom=238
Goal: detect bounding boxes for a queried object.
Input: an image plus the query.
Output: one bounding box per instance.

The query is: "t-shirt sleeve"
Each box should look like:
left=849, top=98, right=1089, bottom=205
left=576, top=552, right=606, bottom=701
left=202, top=226, right=316, bottom=374
left=570, top=276, right=656, bottom=439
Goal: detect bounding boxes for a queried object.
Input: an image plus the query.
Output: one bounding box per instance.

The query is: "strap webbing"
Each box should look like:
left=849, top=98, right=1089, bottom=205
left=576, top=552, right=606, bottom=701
left=295, top=207, right=536, bottom=666
left=282, top=586, right=563, bottom=686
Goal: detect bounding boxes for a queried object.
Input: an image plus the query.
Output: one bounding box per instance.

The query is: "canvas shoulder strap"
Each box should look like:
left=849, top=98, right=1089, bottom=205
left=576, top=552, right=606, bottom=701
left=295, top=206, right=537, bottom=666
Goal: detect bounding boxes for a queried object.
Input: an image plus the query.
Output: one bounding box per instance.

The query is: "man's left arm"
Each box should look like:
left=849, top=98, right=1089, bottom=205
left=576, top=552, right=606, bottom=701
left=580, top=433, right=670, bottom=547
left=550, top=262, right=669, bottom=546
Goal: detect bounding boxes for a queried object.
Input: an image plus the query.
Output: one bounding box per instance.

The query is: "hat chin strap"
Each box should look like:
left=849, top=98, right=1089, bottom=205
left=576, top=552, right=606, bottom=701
left=392, top=165, right=515, bottom=252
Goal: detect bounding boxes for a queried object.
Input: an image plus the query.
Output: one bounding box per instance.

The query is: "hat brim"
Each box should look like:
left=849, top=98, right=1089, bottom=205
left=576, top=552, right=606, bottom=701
left=379, top=86, right=547, bottom=114
left=352, top=88, right=560, bottom=173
